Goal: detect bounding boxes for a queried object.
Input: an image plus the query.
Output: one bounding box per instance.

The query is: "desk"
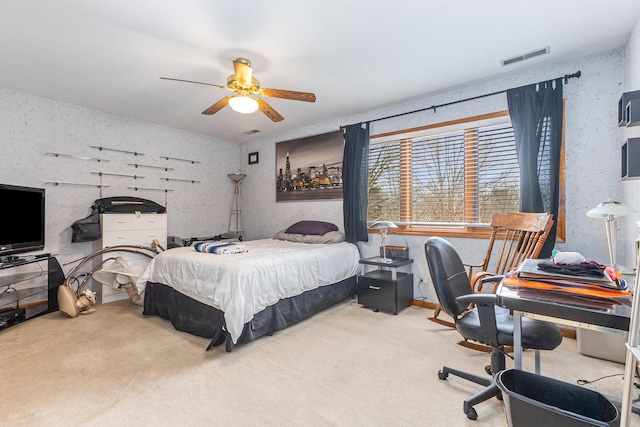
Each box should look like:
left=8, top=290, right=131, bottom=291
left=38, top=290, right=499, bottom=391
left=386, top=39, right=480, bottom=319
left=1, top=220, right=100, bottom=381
left=496, top=282, right=635, bottom=423
left=496, top=283, right=632, bottom=369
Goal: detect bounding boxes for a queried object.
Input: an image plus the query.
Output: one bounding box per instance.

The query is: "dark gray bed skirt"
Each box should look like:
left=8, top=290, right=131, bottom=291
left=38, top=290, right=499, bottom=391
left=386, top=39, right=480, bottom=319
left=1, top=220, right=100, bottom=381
left=143, top=276, right=357, bottom=352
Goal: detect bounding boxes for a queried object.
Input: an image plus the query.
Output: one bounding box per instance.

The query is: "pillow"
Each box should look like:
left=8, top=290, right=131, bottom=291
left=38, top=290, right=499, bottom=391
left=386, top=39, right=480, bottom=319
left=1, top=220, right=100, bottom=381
left=274, top=230, right=345, bottom=244
left=285, top=220, right=339, bottom=236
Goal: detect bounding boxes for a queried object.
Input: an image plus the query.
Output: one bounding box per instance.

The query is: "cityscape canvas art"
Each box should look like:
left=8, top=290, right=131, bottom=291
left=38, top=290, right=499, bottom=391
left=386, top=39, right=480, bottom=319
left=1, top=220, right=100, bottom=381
left=275, top=130, right=344, bottom=202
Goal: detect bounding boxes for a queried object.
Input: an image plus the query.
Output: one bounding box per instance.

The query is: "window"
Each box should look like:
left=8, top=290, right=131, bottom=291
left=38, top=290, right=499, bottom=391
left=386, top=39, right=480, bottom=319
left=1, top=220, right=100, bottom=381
left=368, top=111, right=522, bottom=237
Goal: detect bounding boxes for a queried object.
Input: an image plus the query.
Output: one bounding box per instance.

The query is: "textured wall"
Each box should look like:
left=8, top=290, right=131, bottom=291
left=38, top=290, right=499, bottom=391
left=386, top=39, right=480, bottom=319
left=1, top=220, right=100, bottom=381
left=0, top=46, right=632, bottom=299
left=0, top=88, right=240, bottom=275
left=240, top=50, right=627, bottom=300
left=623, top=17, right=640, bottom=268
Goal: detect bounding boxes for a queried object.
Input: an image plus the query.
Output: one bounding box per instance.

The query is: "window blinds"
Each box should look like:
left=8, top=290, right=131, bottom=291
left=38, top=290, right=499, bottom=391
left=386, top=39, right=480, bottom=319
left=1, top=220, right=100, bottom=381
left=368, top=121, right=519, bottom=225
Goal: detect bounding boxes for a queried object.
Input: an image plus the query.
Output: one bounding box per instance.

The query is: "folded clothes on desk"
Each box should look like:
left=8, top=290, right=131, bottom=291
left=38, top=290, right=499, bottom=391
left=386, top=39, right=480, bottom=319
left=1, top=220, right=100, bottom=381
left=503, top=259, right=631, bottom=299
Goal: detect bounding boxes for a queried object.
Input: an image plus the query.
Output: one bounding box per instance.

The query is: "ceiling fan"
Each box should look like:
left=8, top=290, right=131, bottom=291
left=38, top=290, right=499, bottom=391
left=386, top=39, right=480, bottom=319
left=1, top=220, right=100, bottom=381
left=160, top=57, right=316, bottom=122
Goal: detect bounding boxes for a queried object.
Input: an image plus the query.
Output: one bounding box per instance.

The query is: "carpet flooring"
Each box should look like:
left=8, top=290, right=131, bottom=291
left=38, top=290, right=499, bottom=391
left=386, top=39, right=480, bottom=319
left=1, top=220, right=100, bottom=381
left=1, top=298, right=638, bottom=426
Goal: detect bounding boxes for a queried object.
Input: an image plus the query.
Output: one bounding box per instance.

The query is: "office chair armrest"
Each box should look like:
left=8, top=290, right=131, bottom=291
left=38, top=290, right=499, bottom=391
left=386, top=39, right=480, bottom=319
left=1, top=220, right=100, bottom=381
left=456, top=293, right=500, bottom=346
left=456, top=293, right=497, bottom=306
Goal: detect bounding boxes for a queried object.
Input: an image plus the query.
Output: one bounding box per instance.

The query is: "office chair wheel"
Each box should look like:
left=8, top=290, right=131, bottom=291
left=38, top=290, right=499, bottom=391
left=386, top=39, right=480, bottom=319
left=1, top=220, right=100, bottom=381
left=485, top=365, right=492, bottom=375
left=438, top=370, right=448, bottom=380
left=465, top=407, right=478, bottom=420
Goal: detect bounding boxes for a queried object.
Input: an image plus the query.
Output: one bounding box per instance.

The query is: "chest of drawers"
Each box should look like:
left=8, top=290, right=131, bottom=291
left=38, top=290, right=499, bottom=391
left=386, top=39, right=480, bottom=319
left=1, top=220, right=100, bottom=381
left=98, top=213, right=167, bottom=303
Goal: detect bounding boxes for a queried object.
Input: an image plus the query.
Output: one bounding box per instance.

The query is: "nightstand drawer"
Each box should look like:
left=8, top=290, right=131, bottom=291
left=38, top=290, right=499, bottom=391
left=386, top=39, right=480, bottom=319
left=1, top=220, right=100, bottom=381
left=357, top=270, right=413, bottom=314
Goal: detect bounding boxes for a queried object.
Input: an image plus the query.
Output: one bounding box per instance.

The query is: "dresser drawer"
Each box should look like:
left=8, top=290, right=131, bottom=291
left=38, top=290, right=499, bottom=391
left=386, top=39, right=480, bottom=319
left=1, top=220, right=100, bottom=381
left=102, top=229, right=166, bottom=247
left=101, top=214, right=167, bottom=231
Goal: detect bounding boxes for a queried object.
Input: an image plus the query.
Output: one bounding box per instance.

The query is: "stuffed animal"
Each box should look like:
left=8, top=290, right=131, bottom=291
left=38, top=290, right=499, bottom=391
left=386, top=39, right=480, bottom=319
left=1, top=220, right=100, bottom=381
left=77, top=289, right=97, bottom=315
left=58, top=286, right=97, bottom=318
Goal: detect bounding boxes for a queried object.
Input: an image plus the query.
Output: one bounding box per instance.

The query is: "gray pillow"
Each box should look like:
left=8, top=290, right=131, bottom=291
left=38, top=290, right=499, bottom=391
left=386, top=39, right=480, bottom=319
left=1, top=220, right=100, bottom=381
left=285, top=220, right=338, bottom=236
left=274, top=230, right=345, bottom=244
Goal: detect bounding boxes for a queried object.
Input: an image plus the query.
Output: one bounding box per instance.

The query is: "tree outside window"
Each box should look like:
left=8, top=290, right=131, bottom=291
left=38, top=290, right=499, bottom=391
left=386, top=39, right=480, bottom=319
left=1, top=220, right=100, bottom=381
left=368, top=112, right=520, bottom=230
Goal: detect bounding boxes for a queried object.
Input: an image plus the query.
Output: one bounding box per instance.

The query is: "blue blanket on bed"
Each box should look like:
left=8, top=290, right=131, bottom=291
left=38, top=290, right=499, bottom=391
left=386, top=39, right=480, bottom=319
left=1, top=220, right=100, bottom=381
left=193, top=240, right=248, bottom=254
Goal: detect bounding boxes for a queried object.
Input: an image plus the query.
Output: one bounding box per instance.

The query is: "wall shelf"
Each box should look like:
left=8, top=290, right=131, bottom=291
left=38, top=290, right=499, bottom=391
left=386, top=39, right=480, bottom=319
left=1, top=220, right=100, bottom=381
left=621, top=138, right=640, bottom=180
left=625, top=99, right=640, bottom=127
left=160, top=177, right=201, bottom=183
left=45, top=153, right=109, bottom=162
left=160, top=156, right=201, bottom=164
left=128, top=163, right=175, bottom=171
left=127, top=186, right=174, bottom=192
left=90, top=172, right=145, bottom=179
left=45, top=181, right=110, bottom=188
left=618, top=90, right=640, bottom=127
left=90, top=145, right=145, bottom=156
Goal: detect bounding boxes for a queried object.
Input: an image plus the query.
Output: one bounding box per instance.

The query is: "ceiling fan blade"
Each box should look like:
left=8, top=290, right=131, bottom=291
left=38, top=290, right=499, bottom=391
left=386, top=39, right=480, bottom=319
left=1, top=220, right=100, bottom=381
left=261, top=88, right=316, bottom=103
left=233, top=58, right=253, bottom=87
left=257, top=99, right=284, bottom=122
left=160, top=77, right=228, bottom=90
left=202, top=96, right=232, bottom=115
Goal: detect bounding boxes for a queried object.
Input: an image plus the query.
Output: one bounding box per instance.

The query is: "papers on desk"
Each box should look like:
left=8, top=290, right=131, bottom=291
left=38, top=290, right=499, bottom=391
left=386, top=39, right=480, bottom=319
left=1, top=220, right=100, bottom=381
left=517, top=259, right=622, bottom=289
left=503, top=259, right=631, bottom=298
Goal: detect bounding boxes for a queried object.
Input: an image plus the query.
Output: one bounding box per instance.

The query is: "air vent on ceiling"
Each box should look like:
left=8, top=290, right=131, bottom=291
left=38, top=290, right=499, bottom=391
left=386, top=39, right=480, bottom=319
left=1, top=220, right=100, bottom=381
left=500, top=46, right=550, bottom=67
left=243, top=129, right=261, bottom=135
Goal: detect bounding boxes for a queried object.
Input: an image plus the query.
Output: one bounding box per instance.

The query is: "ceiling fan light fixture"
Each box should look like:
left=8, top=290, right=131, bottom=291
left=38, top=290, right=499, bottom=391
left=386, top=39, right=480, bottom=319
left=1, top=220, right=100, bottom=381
left=228, top=96, right=259, bottom=114
left=162, top=57, right=314, bottom=122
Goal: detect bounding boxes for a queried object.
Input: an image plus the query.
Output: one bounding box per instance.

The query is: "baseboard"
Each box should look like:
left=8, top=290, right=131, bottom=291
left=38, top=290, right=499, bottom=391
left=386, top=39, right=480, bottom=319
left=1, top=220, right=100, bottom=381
left=412, top=299, right=576, bottom=339
left=412, top=299, right=438, bottom=309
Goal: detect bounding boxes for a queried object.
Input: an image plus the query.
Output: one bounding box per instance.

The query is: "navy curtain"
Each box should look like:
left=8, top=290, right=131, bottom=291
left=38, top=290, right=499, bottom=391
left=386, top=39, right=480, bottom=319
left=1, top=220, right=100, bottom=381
left=342, top=123, right=370, bottom=243
left=507, top=78, right=563, bottom=257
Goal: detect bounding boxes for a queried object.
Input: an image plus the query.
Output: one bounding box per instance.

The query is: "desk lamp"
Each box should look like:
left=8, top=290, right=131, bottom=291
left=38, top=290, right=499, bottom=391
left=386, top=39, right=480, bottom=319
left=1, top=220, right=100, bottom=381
left=586, top=199, right=638, bottom=269
left=370, top=221, right=398, bottom=263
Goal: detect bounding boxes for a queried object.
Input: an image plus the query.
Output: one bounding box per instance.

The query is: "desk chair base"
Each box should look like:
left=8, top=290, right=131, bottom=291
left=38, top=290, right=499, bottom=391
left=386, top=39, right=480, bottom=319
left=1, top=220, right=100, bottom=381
left=438, top=347, right=506, bottom=420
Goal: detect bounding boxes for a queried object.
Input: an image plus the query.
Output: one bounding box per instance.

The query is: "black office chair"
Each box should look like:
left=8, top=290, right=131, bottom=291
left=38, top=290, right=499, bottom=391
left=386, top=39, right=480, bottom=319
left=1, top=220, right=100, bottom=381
left=424, top=237, right=563, bottom=421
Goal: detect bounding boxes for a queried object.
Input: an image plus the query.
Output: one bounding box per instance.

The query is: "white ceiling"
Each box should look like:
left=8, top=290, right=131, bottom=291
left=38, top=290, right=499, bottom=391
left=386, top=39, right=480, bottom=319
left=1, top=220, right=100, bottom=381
left=2, top=1, right=640, bottom=143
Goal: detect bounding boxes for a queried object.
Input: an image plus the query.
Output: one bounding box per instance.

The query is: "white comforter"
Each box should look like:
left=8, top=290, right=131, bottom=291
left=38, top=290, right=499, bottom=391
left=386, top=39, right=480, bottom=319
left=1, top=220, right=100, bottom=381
left=136, top=238, right=360, bottom=343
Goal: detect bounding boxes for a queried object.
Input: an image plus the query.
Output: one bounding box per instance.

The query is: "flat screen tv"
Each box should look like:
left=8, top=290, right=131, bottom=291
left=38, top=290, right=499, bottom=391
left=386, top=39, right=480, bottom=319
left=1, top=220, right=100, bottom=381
left=0, top=184, right=45, bottom=259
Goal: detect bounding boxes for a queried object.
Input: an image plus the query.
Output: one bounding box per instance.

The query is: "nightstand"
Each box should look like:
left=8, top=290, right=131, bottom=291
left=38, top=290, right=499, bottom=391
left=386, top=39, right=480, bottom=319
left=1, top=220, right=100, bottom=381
left=357, top=257, right=414, bottom=314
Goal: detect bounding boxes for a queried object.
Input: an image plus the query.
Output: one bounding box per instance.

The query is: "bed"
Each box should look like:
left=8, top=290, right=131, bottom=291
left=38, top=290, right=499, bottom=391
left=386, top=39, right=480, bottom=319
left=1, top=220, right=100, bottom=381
left=136, top=222, right=361, bottom=352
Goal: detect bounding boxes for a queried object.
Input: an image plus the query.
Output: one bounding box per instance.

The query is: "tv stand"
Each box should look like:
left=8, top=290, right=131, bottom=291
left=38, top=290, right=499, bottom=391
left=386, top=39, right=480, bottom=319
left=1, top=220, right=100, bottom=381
left=0, top=255, right=64, bottom=330
left=0, top=253, right=52, bottom=265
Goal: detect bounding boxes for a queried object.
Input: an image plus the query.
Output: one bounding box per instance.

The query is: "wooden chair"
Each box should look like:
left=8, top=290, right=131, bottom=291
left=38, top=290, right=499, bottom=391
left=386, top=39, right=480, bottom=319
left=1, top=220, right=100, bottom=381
left=429, top=212, right=554, bottom=337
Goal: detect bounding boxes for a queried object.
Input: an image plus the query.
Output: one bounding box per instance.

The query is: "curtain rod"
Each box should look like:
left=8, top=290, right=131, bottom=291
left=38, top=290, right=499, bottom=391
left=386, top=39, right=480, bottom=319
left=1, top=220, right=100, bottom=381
left=362, top=70, right=581, bottom=125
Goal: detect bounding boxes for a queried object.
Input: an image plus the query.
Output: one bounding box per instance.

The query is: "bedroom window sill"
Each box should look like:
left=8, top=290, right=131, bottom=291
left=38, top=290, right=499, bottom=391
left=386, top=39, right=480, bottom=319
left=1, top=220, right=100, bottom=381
left=368, top=225, right=494, bottom=240
left=368, top=224, right=565, bottom=243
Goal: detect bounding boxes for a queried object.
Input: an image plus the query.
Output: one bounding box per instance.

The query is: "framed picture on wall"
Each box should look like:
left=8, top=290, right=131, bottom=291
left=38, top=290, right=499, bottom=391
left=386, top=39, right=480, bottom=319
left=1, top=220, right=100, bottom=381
left=275, top=130, right=344, bottom=202
left=248, top=152, right=259, bottom=164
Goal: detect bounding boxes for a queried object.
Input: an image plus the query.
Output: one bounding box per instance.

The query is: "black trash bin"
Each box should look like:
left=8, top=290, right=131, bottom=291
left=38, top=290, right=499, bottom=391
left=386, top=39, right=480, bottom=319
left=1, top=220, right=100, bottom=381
left=495, top=369, right=620, bottom=427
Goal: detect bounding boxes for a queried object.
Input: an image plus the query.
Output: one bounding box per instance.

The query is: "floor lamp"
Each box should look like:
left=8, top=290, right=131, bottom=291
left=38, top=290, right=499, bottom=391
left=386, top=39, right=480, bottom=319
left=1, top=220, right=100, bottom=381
left=370, top=221, right=398, bottom=263
left=227, top=173, right=246, bottom=241
left=586, top=199, right=638, bottom=270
